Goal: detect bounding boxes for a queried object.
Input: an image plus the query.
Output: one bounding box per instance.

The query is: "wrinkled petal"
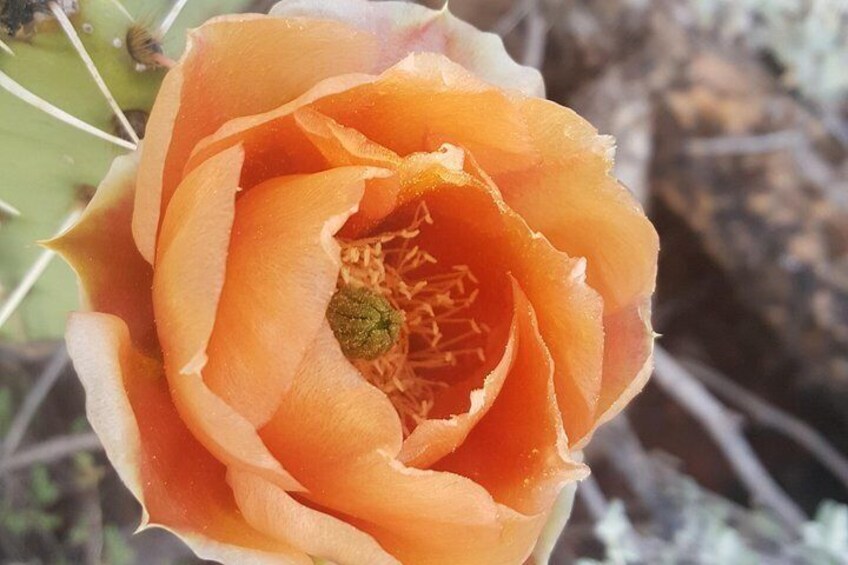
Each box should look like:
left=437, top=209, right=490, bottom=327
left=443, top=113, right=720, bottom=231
left=152, top=145, right=301, bottom=492
left=65, top=313, right=308, bottom=564
left=435, top=281, right=588, bottom=516
left=228, top=469, right=400, bottom=565
left=47, top=152, right=156, bottom=352
left=294, top=107, right=401, bottom=233
left=204, top=166, right=389, bottom=426
left=271, top=0, right=545, bottom=97
left=133, top=15, right=380, bottom=262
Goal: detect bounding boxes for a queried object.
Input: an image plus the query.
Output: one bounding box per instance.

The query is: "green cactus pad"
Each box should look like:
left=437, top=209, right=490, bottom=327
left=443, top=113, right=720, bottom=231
left=0, top=0, right=257, bottom=340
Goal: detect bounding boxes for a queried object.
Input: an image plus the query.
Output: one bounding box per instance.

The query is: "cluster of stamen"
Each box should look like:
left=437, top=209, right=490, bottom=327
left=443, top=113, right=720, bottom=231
left=337, top=203, right=488, bottom=435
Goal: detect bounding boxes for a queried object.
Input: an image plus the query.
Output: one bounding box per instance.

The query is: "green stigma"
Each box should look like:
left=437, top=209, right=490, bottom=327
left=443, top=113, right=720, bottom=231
left=327, top=286, right=404, bottom=361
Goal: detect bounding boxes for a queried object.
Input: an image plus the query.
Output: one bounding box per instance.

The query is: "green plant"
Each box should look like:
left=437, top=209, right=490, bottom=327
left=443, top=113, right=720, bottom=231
left=0, top=0, right=257, bottom=340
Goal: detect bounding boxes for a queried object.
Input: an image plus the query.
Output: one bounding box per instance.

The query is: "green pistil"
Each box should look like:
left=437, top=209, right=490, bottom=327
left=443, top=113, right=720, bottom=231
left=327, top=286, right=404, bottom=361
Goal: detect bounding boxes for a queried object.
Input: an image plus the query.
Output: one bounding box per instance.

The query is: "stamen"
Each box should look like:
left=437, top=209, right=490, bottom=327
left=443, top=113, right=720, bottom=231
left=336, top=203, right=487, bottom=435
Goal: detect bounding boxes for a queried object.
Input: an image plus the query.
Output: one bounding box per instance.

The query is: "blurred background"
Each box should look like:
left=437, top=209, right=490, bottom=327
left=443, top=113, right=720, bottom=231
left=1, top=0, right=847, bottom=562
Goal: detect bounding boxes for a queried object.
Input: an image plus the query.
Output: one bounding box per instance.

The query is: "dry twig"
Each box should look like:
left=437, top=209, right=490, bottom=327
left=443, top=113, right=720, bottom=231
left=683, top=358, right=848, bottom=492
left=493, top=0, right=533, bottom=36
left=686, top=130, right=802, bottom=156
left=578, top=475, right=611, bottom=521
left=522, top=0, right=547, bottom=69
left=0, top=433, right=102, bottom=475
left=1, top=346, right=69, bottom=458
left=653, top=347, right=807, bottom=529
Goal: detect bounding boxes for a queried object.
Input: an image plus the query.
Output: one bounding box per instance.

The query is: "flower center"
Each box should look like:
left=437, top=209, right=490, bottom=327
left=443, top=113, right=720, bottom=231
left=327, top=286, right=404, bottom=361
left=331, top=203, right=487, bottom=435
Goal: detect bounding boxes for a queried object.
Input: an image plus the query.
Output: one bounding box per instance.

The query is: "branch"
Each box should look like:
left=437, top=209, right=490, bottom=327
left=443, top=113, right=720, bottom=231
left=0, top=433, right=102, bottom=475
left=686, top=130, right=802, bottom=156
left=683, top=358, right=848, bottom=492
left=589, top=416, right=678, bottom=534
left=2, top=346, right=69, bottom=457
left=494, top=0, right=533, bottom=36
left=653, top=347, right=807, bottom=529
left=578, top=475, right=610, bottom=521
left=522, top=0, right=548, bottom=69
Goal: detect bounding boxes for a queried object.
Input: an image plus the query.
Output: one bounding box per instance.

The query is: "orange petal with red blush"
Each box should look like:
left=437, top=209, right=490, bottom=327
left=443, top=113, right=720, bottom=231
left=203, top=166, right=389, bottom=427
left=152, top=144, right=301, bottom=491
left=133, top=15, right=381, bottom=262
left=46, top=152, right=156, bottom=352
left=65, top=313, right=309, bottom=564
left=260, top=326, right=555, bottom=564
left=436, top=281, right=588, bottom=516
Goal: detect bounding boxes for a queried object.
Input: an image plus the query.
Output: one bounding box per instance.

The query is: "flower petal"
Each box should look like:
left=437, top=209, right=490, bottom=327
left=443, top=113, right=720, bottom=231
left=228, top=469, right=400, bottom=565
left=186, top=53, right=538, bottom=191
left=133, top=14, right=380, bottom=263
left=203, top=166, right=387, bottom=427
left=435, top=280, right=588, bottom=516
left=153, top=144, right=243, bottom=373
left=398, top=301, right=518, bottom=468
left=65, top=313, right=309, bottom=564
left=495, top=96, right=659, bottom=314
left=261, top=325, right=554, bottom=564
left=310, top=53, right=539, bottom=178
left=388, top=159, right=606, bottom=445
left=294, top=107, right=401, bottom=233
left=579, top=298, right=654, bottom=448
left=47, top=152, right=156, bottom=351
left=152, top=144, right=302, bottom=492
left=185, top=73, right=380, bottom=191
left=270, top=0, right=545, bottom=97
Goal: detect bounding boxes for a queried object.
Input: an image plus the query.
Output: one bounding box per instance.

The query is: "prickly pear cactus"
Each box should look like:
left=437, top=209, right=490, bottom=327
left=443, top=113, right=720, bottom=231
left=0, top=0, right=257, bottom=340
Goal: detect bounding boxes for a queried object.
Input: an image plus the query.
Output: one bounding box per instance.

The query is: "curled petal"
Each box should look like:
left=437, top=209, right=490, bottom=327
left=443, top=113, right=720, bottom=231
left=398, top=300, right=518, bottom=468
left=311, top=53, right=539, bottom=178
left=496, top=96, right=659, bottom=315
left=579, top=299, right=655, bottom=448
left=294, top=107, right=401, bottom=233
left=66, top=313, right=308, bottom=563
left=204, top=166, right=389, bottom=426
left=261, top=326, right=553, bottom=563
left=134, top=15, right=380, bottom=262
left=152, top=145, right=301, bottom=491
left=228, top=469, right=400, bottom=565
left=186, top=73, right=380, bottom=191
left=46, top=152, right=156, bottom=351
left=435, top=280, right=588, bottom=516
left=271, top=0, right=545, bottom=97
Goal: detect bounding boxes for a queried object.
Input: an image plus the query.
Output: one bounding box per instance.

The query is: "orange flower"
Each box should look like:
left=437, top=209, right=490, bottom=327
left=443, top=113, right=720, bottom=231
left=51, top=1, right=657, bottom=563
